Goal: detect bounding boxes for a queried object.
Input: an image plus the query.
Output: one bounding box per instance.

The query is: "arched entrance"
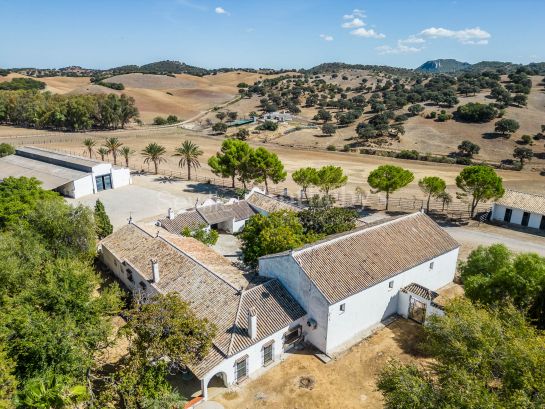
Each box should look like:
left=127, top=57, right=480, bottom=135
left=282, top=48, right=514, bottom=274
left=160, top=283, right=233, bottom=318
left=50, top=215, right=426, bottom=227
left=203, top=372, right=228, bottom=400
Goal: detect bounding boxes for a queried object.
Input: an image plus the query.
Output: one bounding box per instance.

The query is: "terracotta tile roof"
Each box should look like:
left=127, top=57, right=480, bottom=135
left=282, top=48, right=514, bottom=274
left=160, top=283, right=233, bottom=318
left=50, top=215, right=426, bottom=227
left=246, top=191, right=301, bottom=214
left=495, top=189, right=545, bottom=216
left=263, top=212, right=459, bottom=305
left=159, top=210, right=207, bottom=233
left=100, top=224, right=304, bottom=378
left=197, top=204, right=236, bottom=225
left=401, top=283, right=438, bottom=300
left=226, top=200, right=257, bottom=221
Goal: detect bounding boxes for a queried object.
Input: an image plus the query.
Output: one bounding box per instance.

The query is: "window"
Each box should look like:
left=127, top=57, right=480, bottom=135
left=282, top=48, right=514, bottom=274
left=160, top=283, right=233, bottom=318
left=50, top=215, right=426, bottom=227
left=504, top=208, right=512, bottom=222
left=263, top=342, right=274, bottom=366
left=114, top=259, right=118, bottom=267
left=126, top=269, right=134, bottom=283
left=235, top=356, right=248, bottom=382
left=521, top=212, right=530, bottom=227
left=429, top=261, right=434, bottom=270
left=388, top=280, right=394, bottom=289
left=339, top=303, right=346, bottom=312
left=540, top=216, right=545, bottom=231
left=139, top=281, right=147, bottom=291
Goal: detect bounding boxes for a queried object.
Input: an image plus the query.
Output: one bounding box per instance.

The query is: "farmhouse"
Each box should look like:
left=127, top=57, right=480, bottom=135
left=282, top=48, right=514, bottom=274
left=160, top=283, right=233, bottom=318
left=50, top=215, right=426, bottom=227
left=158, top=198, right=256, bottom=234
left=491, top=189, right=545, bottom=231
left=0, top=146, right=131, bottom=198
left=245, top=188, right=302, bottom=216
left=100, top=212, right=459, bottom=400
left=261, top=111, right=293, bottom=122
left=259, top=212, right=460, bottom=355
left=100, top=224, right=306, bottom=400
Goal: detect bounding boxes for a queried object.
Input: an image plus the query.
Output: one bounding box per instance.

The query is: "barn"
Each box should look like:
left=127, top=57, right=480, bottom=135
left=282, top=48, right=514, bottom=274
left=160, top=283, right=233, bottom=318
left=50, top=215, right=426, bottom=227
left=491, top=189, right=545, bottom=231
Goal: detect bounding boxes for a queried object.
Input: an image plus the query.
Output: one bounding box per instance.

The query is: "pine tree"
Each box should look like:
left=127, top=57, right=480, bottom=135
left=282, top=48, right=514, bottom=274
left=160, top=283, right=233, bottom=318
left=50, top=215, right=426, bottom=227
left=94, top=199, right=113, bottom=239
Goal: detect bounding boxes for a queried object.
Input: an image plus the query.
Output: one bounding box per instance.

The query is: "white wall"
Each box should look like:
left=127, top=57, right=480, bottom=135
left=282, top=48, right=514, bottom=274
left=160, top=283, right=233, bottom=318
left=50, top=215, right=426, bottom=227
left=91, top=163, right=113, bottom=176
left=397, top=291, right=445, bottom=321
left=72, top=175, right=95, bottom=198
left=110, top=167, right=132, bottom=189
left=232, top=219, right=247, bottom=233
left=259, top=256, right=329, bottom=352
left=324, top=248, right=459, bottom=354
left=492, top=204, right=543, bottom=229
left=201, top=317, right=306, bottom=399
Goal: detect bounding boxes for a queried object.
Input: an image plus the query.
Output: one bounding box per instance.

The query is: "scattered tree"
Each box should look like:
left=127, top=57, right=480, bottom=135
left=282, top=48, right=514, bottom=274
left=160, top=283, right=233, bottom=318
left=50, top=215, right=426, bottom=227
left=292, top=167, right=318, bottom=201
left=250, top=147, right=287, bottom=193
left=141, top=143, right=167, bottom=174
left=457, top=140, right=480, bottom=158
left=322, top=123, right=336, bottom=136
left=315, top=165, right=348, bottom=197
left=513, top=146, right=533, bottom=168
left=418, top=176, right=447, bottom=212
left=212, top=122, right=228, bottom=134
left=82, top=138, right=96, bottom=159
left=495, top=118, right=520, bottom=137
left=0, top=143, right=15, bottom=158
left=97, top=147, right=109, bottom=161
left=367, top=165, right=414, bottom=210
left=103, top=137, right=123, bottom=165
left=174, top=140, right=203, bottom=180
left=119, top=146, right=135, bottom=167
left=455, top=165, right=504, bottom=217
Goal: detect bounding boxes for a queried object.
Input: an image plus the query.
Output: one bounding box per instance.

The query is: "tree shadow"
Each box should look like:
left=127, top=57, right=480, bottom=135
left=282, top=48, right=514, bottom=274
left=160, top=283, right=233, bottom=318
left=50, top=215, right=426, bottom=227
left=389, top=318, right=431, bottom=358
left=482, top=132, right=503, bottom=139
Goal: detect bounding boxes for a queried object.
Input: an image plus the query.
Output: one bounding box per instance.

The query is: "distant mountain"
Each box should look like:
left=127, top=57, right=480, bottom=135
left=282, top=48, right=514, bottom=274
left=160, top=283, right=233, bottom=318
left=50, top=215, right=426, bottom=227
left=305, top=62, right=413, bottom=76
left=416, top=59, right=471, bottom=73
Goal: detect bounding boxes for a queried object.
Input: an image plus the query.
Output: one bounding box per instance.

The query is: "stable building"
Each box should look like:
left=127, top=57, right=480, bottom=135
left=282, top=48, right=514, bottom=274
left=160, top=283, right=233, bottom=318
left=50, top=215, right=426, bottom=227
left=259, top=212, right=460, bottom=355
left=491, top=190, right=545, bottom=231
left=0, top=146, right=131, bottom=198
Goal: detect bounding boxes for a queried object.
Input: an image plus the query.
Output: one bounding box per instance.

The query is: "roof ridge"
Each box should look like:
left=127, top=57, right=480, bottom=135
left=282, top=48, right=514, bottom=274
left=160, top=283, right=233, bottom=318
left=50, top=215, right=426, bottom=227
left=294, top=212, right=421, bottom=256
left=227, top=290, right=246, bottom=356
left=505, top=189, right=545, bottom=198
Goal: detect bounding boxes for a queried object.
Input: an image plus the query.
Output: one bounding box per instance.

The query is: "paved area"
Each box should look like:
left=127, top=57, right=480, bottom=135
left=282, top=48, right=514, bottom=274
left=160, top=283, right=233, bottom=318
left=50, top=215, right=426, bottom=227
left=212, top=234, right=242, bottom=259
left=67, top=174, right=228, bottom=229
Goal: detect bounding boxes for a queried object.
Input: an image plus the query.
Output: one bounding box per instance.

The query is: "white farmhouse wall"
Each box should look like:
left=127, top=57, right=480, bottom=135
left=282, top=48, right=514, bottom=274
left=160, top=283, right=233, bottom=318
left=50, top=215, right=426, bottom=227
left=201, top=318, right=306, bottom=399
left=492, top=204, right=543, bottom=229
left=232, top=219, right=247, bottom=233
left=91, top=163, right=113, bottom=176
left=324, top=248, right=458, bottom=354
left=72, top=175, right=95, bottom=198
left=259, top=256, right=329, bottom=352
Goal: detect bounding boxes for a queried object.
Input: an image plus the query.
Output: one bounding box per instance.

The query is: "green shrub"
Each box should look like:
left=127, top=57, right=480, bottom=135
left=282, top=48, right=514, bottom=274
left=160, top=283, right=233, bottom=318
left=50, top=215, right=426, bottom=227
left=153, top=116, right=168, bottom=125
left=396, top=150, right=420, bottom=160
left=456, top=103, right=498, bottom=123
left=326, top=145, right=336, bottom=151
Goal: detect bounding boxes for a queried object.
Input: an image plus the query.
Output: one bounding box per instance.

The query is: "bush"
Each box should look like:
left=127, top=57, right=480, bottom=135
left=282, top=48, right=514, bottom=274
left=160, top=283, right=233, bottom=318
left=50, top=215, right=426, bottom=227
left=153, top=116, right=168, bottom=125
left=256, top=120, right=278, bottom=131
left=97, top=81, right=125, bottom=90
left=455, top=157, right=472, bottom=165
left=0, top=143, right=15, bottom=157
left=0, top=77, right=46, bottom=90
left=326, top=145, right=336, bottom=151
left=396, top=150, right=420, bottom=160
left=166, top=115, right=179, bottom=124
left=456, top=103, right=498, bottom=123
left=520, top=134, right=533, bottom=145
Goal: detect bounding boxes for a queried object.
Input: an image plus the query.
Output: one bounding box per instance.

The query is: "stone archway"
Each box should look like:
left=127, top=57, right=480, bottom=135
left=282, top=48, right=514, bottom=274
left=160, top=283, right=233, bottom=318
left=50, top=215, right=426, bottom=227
left=202, top=371, right=228, bottom=400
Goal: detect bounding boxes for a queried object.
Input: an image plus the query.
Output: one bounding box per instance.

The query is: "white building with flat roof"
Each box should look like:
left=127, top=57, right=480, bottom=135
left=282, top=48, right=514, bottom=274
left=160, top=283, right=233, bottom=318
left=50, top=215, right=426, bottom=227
left=0, top=146, right=131, bottom=198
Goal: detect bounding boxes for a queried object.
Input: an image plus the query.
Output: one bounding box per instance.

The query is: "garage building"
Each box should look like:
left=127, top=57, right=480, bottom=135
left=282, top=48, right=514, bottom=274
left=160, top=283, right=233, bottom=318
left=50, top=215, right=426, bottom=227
left=0, top=146, right=131, bottom=198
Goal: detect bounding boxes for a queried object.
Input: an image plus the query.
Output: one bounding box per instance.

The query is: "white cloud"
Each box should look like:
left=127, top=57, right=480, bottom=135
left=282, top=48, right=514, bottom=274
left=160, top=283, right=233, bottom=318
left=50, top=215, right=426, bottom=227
left=320, top=34, right=334, bottom=41
left=341, top=18, right=365, bottom=29
left=419, top=27, right=490, bottom=44
left=343, top=8, right=366, bottom=19
left=350, top=27, right=385, bottom=39
left=376, top=42, right=423, bottom=55
left=215, top=6, right=229, bottom=15
left=399, top=36, right=426, bottom=45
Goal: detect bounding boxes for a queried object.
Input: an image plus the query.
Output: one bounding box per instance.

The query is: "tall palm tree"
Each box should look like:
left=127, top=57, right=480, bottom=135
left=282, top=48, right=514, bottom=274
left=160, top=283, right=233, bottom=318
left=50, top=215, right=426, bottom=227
left=173, top=140, right=203, bottom=180
left=119, top=146, right=135, bottom=168
left=97, top=147, right=109, bottom=161
left=103, top=137, right=123, bottom=165
left=83, top=138, right=96, bottom=158
left=141, top=143, right=167, bottom=174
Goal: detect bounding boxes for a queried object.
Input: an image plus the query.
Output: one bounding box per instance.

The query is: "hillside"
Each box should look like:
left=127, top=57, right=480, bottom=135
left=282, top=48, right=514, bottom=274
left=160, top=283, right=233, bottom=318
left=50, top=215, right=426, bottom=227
left=416, top=59, right=471, bottom=73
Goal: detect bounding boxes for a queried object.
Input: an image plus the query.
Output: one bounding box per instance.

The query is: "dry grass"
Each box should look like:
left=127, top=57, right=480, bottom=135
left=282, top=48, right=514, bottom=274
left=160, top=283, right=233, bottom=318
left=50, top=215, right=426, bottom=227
left=214, top=319, right=428, bottom=409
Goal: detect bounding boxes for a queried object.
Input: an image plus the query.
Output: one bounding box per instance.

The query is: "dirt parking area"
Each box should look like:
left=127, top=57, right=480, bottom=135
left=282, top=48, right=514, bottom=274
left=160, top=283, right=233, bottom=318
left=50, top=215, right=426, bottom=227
left=214, top=319, right=427, bottom=409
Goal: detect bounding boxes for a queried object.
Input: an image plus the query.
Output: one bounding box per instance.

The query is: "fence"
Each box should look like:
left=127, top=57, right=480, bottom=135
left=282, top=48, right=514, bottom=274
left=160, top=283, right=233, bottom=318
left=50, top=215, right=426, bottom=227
left=23, top=146, right=487, bottom=222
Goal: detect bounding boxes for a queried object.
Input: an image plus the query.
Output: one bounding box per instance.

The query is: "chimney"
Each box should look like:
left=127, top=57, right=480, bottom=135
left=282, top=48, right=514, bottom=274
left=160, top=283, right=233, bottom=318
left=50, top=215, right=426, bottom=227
left=151, top=259, right=160, bottom=283
left=247, top=308, right=257, bottom=339
left=167, top=207, right=175, bottom=220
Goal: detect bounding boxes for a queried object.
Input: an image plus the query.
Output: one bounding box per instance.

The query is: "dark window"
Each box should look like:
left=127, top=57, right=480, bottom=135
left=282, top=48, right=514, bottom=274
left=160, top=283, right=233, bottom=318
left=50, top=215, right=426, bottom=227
left=139, top=281, right=147, bottom=291
left=284, top=325, right=302, bottom=345
left=235, top=358, right=247, bottom=382
left=521, top=212, right=530, bottom=227
left=540, top=216, right=545, bottom=231
left=504, top=208, right=512, bottom=222
left=263, top=343, right=273, bottom=366
left=339, top=303, right=346, bottom=312
left=96, top=174, right=112, bottom=192
left=126, top=269, right=134, bottom=282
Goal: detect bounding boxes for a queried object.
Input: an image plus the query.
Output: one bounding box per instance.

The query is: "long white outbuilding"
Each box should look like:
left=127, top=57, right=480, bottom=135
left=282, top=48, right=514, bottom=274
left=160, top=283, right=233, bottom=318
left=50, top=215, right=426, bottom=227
left=0, top=146, right=131, bottom=198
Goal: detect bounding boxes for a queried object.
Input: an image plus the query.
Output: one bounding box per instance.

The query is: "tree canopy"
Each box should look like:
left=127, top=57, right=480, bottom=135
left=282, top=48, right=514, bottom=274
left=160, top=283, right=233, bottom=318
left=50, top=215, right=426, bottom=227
left=292, top=167, right=318, bottom=201
left=367, top=165, right=414, bottom=210
left=455, top=165, right=504, bottom=217
left=418, top=176, right=446, bottom=212
left=378, top=299, right=545, bottom=409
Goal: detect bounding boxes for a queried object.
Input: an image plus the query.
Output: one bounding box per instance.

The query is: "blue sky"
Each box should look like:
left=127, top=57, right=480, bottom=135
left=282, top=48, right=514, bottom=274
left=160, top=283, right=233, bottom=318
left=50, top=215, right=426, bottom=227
left=1, top=0, right=543, bottom=69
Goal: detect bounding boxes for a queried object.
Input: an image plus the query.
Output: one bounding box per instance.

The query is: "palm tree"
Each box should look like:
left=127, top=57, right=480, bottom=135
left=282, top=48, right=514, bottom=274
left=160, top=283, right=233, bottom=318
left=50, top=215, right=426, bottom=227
left=119, top=146, right=135, bottom=168
left=103, top=137, right=123, bottom=165
left=97, top=147, right=109, bottom=161
left=83, top=138, right=96, bottom=158
left=141, top=143, right=167, bottom=174
left=173, top=140, right=203, bottom=180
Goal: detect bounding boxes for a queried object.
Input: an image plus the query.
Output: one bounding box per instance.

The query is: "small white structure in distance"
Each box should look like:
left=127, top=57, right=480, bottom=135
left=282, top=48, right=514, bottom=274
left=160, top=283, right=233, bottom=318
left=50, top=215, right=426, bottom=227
left=0, top=146, right=131, bottom=198
left=262, top=111, right=293, bottom=122
left=491, top=190, right=545, bottom=231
